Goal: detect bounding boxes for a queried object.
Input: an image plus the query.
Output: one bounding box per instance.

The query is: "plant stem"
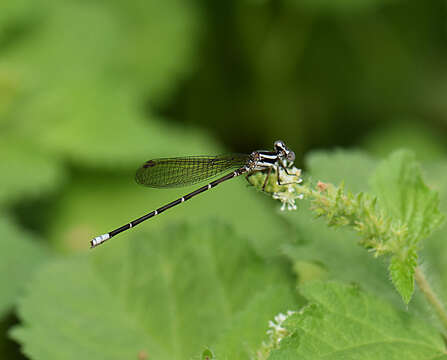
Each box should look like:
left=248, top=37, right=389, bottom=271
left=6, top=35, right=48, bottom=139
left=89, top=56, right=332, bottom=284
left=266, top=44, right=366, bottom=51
left=415, top=266, right=447, bottom=333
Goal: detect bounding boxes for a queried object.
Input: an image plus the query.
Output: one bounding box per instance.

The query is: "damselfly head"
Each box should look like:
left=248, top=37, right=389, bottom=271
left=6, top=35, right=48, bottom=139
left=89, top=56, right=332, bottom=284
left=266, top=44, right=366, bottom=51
left=274, top=140, right=295, bottom=164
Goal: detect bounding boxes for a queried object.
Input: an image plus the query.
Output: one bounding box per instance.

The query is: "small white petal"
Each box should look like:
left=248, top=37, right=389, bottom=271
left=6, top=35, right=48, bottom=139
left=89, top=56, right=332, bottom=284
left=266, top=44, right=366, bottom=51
left=276, top=313, right=287, bottom=323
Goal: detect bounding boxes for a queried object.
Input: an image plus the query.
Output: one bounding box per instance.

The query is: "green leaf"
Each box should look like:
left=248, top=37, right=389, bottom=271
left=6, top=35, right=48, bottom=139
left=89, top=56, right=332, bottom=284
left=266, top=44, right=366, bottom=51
left=283, top=206, right=396, bottom=304
left=388, top=250, right=418, bottom=305
left=269, top=281, right=447, bottom=360
left=202, top=348, right=215, bottom=360
left=0, top=139, right=64, bottom=207
left=283, top=151, right=395, bottom=298
left=372, top=150, right=445, bottom=243
left=293, top=260, right=328, bottom=284
left=12, top=222, right=296, bottom=360
left=2, top=0, right=207, bottom=169
left=419, top=161, right=447, bottom=307
left=424, top=161, right=447, bottom=213
left=371, top=150, right=445, bottom=302
left=4, top=0, right=198, bottom=101
left=209, top=285, right=300, bottom=360
left=282, top=150, right=445, bottom=308
left=0, top=216, right=50, bottom=317
left=13, top=82, right=215, bottom=169
left=106, top=0, right=201, bottom=100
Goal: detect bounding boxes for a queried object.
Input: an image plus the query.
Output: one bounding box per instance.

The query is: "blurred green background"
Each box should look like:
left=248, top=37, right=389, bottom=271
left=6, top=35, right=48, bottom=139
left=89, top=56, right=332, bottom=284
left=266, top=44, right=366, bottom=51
left=1, top=0, right=447, bottom=359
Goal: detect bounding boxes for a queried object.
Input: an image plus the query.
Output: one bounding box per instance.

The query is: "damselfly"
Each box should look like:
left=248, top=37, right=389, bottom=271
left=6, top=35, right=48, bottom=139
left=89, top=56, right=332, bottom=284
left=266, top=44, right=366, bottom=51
left=90, top=140, right=297, bottom=248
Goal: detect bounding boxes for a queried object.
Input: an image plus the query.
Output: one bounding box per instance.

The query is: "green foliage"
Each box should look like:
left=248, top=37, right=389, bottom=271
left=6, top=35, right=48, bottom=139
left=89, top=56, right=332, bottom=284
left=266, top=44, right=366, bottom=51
left=11, top=222, right=297, bottom=360
left=207, top=285, right=299, bottom=359
left=310, top=151, right=443, bottom=303
left=388, top=250, right=417, bottom=305
left=372, top=151, right=445, bottom=302
left=5, top=148, right=447, bottom=359
left=420, top=161, right=447, bottom=306
left=1, top=0, right=210, bottom=172
left=202, top=348, right=215, bottom=360
left=249, top=150, right=444, bottom=304
left=0, top=139, right=64, bottom=207
left=1, top=0, right=447, bottom=358
left=0, top=216, right=50, bottom=318
left=306, top=180, right=422, bottom=302
left=268, top=281, right=447, bottom=359
left=372, top=151, right=444, bottom=244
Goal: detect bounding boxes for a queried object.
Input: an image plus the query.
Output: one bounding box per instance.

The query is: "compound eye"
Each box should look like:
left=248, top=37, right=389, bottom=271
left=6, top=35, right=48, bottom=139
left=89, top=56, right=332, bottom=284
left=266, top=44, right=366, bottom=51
left=274, top=140, right=285, bottom=150
left=287, top=151, right=295, bottom=162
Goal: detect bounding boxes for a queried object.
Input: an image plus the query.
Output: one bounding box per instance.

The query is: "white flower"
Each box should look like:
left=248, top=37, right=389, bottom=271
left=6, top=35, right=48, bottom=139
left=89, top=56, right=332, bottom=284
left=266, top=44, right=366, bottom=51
left=278, top=167, right=303, bottom=185
left=271, top=166, right=304, bottom=211
left=266, top=310, right=297, bottom=344
left=275, top=313, right=287, bottom=323
left=257, top=310, right=297, bottom=359
left=272, top=186, right=304, bottom=211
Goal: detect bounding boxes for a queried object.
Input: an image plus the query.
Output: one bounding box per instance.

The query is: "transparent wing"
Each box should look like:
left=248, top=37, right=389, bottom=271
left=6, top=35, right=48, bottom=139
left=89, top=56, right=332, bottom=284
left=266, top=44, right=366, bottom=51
left=135, top=154, right=249, bottom=188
